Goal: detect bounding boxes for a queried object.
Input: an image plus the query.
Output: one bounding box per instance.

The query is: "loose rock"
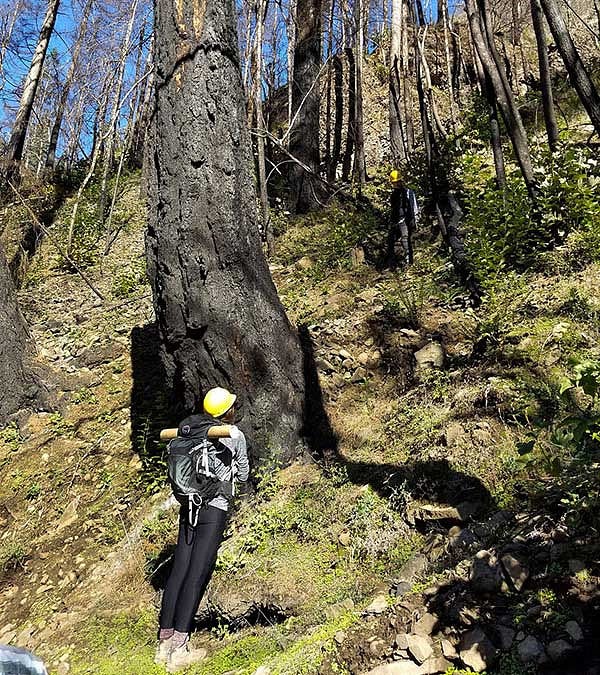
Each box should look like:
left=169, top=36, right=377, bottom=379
left=459, top=628, right=497, bottom=671
left=365, top=594, right=389, bottom=614
left=421, top=656, right=453, bottom=674
left=547, top=639, right=572, bottom=661
left=413, top=613, right=438, bottom=637
left=470, top=550, right=502, bottom=594
left=414, top=343, right=444, bottom=370
left=396, top=554, right=428, bottom=582
left=297, top=256, right=314, bottom=270
left=500, top=553, right=529, bottom=592
left=495, top=625, right=515, bottom=650
left=334, top=631, right=346, bottom=645
left=565, top=620, right=583, bottom=642
left=406, top=634, right=433, bottom=664
left=365, top=662, right=423, bottom=675
left=517, top=636, right=546, bottom=664
left=441, top=640, right=457, bottom=660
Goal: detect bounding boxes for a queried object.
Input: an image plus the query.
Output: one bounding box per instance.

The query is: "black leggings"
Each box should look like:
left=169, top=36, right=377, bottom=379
left=159, top=505, right=227, bottom=633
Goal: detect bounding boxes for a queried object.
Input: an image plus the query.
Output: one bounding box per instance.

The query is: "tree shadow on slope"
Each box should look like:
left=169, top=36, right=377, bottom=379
left=417, top=543, right=600, bottom=674
left=130, top=322, right=174, bottom=487
left=298, top=325, right=492, bottom=513
left=341, top=458, right=492, bottom=517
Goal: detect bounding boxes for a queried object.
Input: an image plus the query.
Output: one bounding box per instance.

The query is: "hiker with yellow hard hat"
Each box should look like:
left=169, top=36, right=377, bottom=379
left=386, top=169, right=419, bottom=268
left=156, top=386, right=249, bottom=671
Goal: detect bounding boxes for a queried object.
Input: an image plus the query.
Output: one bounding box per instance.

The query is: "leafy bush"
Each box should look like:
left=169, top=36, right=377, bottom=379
left=457, top=142, right=600, bottom=282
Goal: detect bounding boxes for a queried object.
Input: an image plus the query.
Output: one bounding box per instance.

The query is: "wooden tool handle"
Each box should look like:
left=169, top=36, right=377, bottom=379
left=159, top=425, right=232, bottom=442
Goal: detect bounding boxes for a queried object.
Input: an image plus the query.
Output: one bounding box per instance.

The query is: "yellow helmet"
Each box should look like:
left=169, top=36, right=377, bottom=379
left=203, top=387, right=237, bottom=417
left=389, top=169, right=403, bottom=186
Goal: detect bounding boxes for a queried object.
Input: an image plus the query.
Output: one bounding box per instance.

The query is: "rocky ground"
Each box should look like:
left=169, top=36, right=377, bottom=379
left=0, top=178, right=599, bottom=674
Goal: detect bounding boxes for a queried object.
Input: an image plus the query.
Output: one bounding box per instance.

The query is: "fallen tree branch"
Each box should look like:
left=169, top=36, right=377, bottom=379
left=8, top=180, right=105, bottom=301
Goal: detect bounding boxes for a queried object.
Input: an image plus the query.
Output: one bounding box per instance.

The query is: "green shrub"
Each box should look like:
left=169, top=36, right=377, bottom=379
left=458, top=142, right=600, bottom=281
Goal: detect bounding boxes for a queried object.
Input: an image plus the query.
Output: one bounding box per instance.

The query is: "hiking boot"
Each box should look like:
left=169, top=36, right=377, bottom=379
left=166, top=644, right=207, bottom=672
left=154, top=638, right=172, bottom=665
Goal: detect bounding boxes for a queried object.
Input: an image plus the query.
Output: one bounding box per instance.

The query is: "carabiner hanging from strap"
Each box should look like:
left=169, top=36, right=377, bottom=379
left=188, top=494, right=202, bottom=527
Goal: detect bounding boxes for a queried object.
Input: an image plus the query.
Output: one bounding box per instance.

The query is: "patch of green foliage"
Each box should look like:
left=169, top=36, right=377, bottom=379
left=0, top=540, right=27, bottom=576
left=111, top=256, right=148, bottom=298
left=457, top=141, right=600, bottom=283
left=516, top=358, right=600, bottom=526
left=0, top=422, right=22, bottom=452
left=275, top=204, right=381, bottom=279
left=48, top=412, right=75, bottom=438
left=262, top=611, right=358, bottom=675
left=188, top=633, right=281, bottom=675
left=381, top=275, right=436, bottom=329
left=70, top=611, right=164, bottom=675
left=71, top=388, right=98, bottom=405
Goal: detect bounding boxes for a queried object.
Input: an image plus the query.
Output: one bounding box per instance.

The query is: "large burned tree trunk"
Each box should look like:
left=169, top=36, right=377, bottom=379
left=147, top=0, right=306, bottom=459
left=0, top=246, right=42, bottom=424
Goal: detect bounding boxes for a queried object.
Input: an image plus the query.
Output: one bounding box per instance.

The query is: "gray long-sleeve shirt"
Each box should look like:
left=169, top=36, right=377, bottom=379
left=208, top=427, right=249, bottom=512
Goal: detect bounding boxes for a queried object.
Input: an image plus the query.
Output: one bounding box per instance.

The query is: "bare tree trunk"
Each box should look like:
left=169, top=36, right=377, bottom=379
left=3, top=0, right=60, bottom=182
left=328, top=54, right=344, bottom=181
left=353, top=0, right=366, bottom=186
left=450, top=30, right=462, bottom=102
left=413, top=4, right=447, bottom=143
left=289, top=0, right=322, bottom=212
left=441, top=0, right=457, bottom=129
left=253, top=0, right=272, bottom=252
left=67, top=76, right=112, bottom=256
left=530, top=0, right=559, bottom=151
left=98, top=0, right=140, bottom=224
left=341, top=46, right=356, bottom=182
left=64, top=88, right=86, bottom=168
left=539, top=0, right=600, bottom=135
left=0, top=0, right=23, bottom=82
left=465, top=0, right=537, bottom=199
left=324, top=0, right=336, bottom=176
left=389, top=0, right=405, bottom=163
left=45, top=0, right=94, bottom=169
left=474, top=50, right=506, bottom=187
left=148, top=0, right=306, bottom=457
left=402, top=0, right=414, bottom=153
left=128, top=39, right=154, bottom=170
left=286, top=0, right=298, bottom=143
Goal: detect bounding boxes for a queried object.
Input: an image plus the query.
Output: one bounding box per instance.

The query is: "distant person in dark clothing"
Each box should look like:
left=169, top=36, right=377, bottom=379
left=385, top=169, right=419, bottom=268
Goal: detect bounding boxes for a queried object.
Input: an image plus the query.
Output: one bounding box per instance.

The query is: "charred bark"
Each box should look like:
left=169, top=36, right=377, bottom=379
left=289, top=0, right=322, bottom=212
left=341, top=46, right=356, bottom=182
left=147, top=0, right=306, bottom=458
left=539, top=0, right=600, bottom=136
left=531, top=0, right=559, bottom=151
left=0, top=245, right=44, bottom=424
left=465, top=0, right=537, bottom=200
left=328, top=54, right=344, bottom=182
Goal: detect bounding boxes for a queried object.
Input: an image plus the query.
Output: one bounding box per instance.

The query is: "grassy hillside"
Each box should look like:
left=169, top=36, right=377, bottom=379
left=0, top=155, right=599, bottom=674
left=1, top=38, right=600, bottom=675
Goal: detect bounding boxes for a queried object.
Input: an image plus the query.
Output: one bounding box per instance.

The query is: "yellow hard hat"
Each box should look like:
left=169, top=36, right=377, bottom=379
left=203, top=387, right=237, bottom=417
left=389, top=169, right=403, bottom=186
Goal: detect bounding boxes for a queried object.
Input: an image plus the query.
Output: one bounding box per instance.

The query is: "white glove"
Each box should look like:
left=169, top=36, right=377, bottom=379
left=229, top=426, right=243, bottom=440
